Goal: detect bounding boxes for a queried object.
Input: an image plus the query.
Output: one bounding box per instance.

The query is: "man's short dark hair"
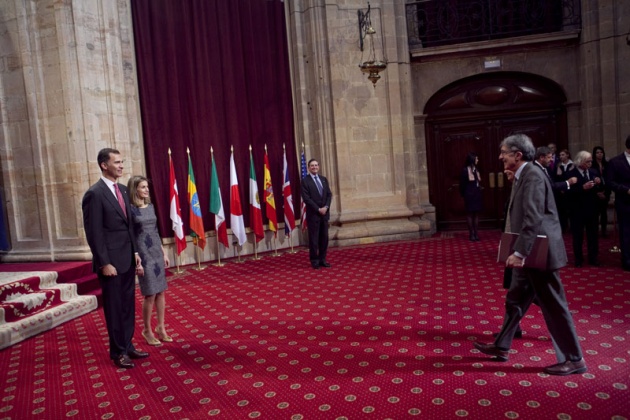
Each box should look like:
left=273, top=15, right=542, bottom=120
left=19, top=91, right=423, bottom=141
left=307, top=158, right=319, bottom=166
left=535, top=146, right=551, bottom=160
left=97, top=148, right=120, bottom=171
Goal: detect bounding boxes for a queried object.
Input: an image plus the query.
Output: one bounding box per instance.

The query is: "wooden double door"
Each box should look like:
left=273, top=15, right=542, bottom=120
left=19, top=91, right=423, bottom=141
left=424, top=72, right=568, bottom=231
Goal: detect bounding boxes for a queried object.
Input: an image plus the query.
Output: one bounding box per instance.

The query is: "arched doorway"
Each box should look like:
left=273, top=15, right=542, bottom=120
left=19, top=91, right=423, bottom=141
left=424, top=72, right=568, bottom=231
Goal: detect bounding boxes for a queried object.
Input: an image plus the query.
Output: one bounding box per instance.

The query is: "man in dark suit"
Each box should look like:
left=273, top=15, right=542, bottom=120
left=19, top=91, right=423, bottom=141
left=607, top=135, right=630, bottom=271
left=82, top=148, right=149, bottom=369
left=474, top=134, right=586, bottom=376
left=301, top=158, right=333, bottom=269
left=534, top=146, right=577, bottom=194
left=566, top=151, right=602, bottom=267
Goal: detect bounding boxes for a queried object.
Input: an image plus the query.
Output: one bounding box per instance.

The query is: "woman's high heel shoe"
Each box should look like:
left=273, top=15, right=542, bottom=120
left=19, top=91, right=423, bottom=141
left=155, top=330, right=173, bottom=342
left=142, top=330, right=161, bottom=346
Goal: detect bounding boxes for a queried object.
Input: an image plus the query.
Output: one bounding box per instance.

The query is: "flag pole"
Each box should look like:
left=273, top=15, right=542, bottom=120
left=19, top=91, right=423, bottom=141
left=193, top=237, right=207, bottom=271
left=172, top=252, right=185, bottom=274
left=286, top=231, right=298, bottom=254
left=251, top=238, right=261, bottom=260
left=272, top=234, right=280, bottom=256
left=213, top=234, right=225, bottom=266
left=235, top=243, right=244, bottom=263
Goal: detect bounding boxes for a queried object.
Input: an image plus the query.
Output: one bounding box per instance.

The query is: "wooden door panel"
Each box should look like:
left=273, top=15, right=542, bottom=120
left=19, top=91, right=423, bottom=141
left=428, top=114, right=562, bottom=230
left=429, top=121, right=489, bottom=230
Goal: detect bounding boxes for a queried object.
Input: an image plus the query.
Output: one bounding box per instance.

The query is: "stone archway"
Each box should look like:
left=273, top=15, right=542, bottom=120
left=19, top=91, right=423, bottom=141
left=424, top=71, right=568, bottom=231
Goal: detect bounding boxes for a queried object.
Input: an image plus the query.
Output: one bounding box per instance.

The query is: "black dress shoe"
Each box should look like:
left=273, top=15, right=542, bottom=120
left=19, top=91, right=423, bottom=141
left=311, top=264, right=320, bottom=270
left=473, top=342, right=509, bottom=361
left=574, top=262, right=583, bottom=268
left=589, top=260, right=600, bottom=267
left=319, top=261, right=331, bottom=268
left=114, top=355, right=134, bottom=369
left=128, top=349, right=149, bottom=359
left=544, top=359, right=587, bottom=376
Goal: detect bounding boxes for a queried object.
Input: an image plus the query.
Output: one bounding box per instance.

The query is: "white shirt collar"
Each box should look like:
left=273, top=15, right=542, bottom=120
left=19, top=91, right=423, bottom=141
left=514, top=162, right=528, bottom=181
left=101, top=176, right=118, bottom=196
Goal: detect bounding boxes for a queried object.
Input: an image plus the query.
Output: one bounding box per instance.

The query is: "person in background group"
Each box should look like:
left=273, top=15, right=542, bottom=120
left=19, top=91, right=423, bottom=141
left=459, top=152, right=483, bottom=241
left=301, top=159, right=333, bottom=270
left=555, top=149, right=575, bottom=232
left=592, top=146, right=610, bottom=237
left=566, top=151, right=602, bottom=267
left=474, top=134, right=586, bottom=376
left=128, top=175, right=173, bottom=346
left=606, top=135, right=630, bottom=271
left=548, top=142, right=560, bottom=172
left=82, top=148, right=149, bottom=369
left=534, top=146, right=577, bottom=195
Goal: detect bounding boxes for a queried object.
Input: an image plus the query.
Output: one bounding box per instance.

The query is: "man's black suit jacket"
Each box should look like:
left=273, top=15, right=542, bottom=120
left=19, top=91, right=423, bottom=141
left=301, top=175, right=332, bottom=222
left=608, top=153, right=630, bottom=213
left=566, top=167, right=601, bottom=218
left=82, top=179, right=137, bottom=274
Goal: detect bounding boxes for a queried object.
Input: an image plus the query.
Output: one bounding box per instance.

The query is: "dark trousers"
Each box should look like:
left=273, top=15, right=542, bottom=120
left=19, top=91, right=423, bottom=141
left=495, top=268, right=582, bottom=363
left=570, top=213, right=599, bottom=264
left=596, top=199, right=608, bottom=235
left=616, top=206, right=630, bottom=269
left=99, top=264, right=137, bottom=359
left=556, top=194, right=570, bottom=232
left=307, top=216, right=329, bottom=264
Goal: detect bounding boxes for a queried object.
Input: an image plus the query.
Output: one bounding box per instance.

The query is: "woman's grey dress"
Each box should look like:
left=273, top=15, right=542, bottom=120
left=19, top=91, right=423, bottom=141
left=130, top=204, right=167, bottom=296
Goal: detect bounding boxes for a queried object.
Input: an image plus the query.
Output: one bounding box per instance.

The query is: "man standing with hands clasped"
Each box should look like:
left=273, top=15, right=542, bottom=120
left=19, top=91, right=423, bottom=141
left=301, top=158, right=333, bottom=269
left=82, top=148, right=149, bottom=369
left=473, top=134, right=586, bottom=376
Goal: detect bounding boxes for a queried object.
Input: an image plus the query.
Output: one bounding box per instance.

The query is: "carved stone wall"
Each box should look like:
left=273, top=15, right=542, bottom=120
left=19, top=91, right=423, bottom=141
left=0, top=0, right=144, bottom=261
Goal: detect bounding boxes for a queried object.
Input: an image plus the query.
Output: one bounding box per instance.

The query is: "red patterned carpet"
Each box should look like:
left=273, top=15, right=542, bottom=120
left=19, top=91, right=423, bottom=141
left=1, top=232, right=629, bottom=419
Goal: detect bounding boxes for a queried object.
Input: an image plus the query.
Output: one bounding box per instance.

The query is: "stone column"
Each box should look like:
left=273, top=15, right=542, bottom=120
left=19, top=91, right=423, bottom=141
left=579, top=0, right=630, bottom=153
left=286, top=0, right=433, bottom=246
left=0, top=0, right=143, bottom=261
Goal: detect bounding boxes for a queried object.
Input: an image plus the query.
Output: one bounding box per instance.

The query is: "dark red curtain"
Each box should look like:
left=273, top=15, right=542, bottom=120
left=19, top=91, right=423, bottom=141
left=131, top=0, right=298, bottom=239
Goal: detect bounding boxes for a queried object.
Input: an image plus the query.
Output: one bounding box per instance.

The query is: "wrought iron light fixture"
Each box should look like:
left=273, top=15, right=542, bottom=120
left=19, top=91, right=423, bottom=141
left=358, top=3, right=387, bottom=87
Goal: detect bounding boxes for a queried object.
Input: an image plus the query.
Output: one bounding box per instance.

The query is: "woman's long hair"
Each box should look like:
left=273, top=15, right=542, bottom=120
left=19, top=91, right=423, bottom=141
left=464, top=152, right=477, bottom=168
left=127, top=175, right=151, bottom=207
left=592, top=146, right=607, bottom=166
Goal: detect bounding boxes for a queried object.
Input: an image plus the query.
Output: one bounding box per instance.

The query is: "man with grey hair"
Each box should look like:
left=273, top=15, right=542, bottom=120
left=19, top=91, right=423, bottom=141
left=566, top=150, right=602, bottom=267
left=474, top=134, right=586, bottom=376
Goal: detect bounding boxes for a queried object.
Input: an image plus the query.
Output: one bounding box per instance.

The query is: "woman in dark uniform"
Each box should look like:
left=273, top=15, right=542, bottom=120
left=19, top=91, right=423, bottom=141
left=460, top=152, right=483, bottom=241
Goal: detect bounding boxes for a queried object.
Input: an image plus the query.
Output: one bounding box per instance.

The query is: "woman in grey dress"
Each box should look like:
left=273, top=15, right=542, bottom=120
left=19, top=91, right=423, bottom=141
left=128, top=176, right=172, bottom=346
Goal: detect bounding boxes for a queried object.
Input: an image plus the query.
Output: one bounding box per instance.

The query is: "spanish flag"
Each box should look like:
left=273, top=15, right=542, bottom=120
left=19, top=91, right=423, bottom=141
left=264, top=147, right=277, bottom=235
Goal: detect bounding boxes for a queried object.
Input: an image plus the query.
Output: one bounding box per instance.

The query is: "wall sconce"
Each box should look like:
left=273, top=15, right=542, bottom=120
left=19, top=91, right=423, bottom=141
left=358, top=3, right=387, bottom=87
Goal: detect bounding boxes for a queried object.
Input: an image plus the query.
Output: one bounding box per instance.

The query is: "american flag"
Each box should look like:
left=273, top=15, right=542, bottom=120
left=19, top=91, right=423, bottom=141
left=300, top=150, right=308, bottom=231
left=283, top=148, right=296, bottom=234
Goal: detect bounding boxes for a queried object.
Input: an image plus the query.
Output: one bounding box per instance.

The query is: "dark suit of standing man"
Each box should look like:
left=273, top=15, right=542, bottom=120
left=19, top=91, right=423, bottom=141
left=301, top=158, right=332, bottom=269
left=474, top=134, right=586, bottom=376
left=82, top=148, right=149, bottom=369
left=607, top=135, right=630, bottom=271
left=566, top=151, right=602, bottom=267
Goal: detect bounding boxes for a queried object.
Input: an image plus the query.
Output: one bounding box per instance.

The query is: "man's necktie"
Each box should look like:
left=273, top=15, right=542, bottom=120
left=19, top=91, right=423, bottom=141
left=314, top=176, right=323, bottom=195
left=584, top=170, right=589, bottom=180
left=114, top=183, right=127, bottom=218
